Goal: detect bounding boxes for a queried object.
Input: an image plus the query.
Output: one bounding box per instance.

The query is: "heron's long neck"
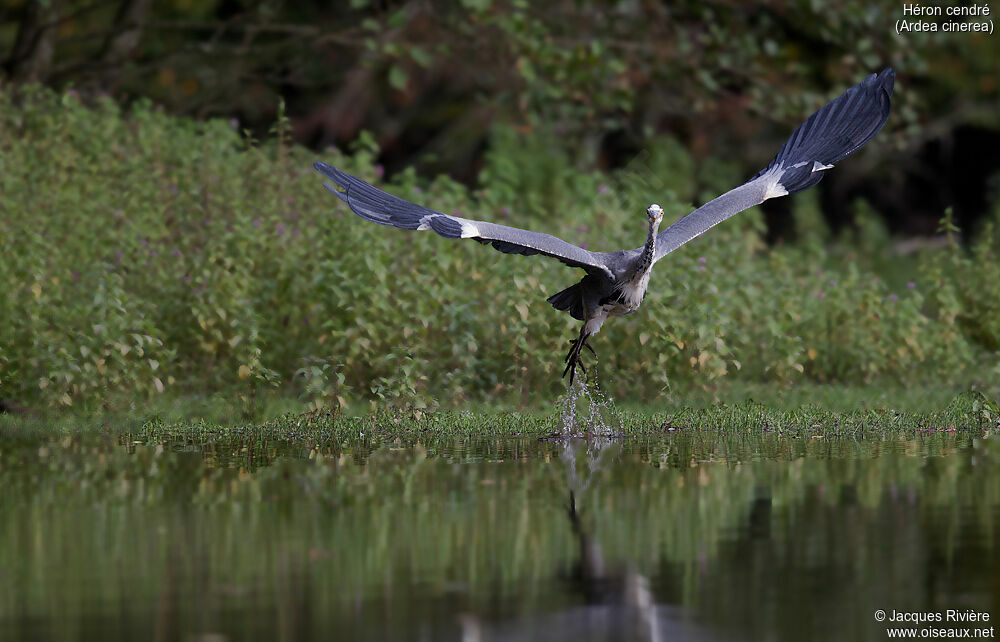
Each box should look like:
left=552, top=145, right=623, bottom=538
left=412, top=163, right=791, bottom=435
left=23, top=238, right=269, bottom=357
left=617, top=218, right=661, bottom=307
left=636, top=219, right=660, bottom=274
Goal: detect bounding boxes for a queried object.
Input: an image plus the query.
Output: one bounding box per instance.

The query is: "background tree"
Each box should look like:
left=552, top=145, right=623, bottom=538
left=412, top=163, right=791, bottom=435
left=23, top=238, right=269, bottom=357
left=1, top=0, right=998, bottom=234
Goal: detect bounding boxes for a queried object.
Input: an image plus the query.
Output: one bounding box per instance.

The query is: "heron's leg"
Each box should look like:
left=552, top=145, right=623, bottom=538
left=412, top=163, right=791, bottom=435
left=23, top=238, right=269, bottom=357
left=562, top=347, right=580, bottom=383
left=564, top=326, right=587, bottom=364
left=563, top=325, right=591, bottom=384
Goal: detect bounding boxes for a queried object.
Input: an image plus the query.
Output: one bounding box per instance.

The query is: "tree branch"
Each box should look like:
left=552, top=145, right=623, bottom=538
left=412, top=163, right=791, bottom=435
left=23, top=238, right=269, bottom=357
left=99, top=0, right=154, bottom=67
left=4, top=0, right=65, bottom=82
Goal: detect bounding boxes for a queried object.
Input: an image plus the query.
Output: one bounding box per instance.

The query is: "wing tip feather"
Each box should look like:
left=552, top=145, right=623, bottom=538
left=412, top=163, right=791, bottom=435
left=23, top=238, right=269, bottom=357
left=755, top=67, right=895, bottom=194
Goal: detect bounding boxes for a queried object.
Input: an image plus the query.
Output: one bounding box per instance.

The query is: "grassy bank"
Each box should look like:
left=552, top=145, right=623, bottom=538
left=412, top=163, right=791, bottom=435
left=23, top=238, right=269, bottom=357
left=2, top=85, right=1000, bottom=414
left=2, top=386, right=997, bottom=448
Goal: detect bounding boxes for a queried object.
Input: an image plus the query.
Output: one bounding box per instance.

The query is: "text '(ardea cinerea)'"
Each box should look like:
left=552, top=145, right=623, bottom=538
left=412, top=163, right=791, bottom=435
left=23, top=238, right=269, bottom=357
left=315, top=68, right=895, bottom=384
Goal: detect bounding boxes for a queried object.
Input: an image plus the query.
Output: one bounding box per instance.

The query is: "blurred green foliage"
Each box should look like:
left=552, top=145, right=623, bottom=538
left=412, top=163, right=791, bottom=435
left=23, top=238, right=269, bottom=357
left=1, top=0, right=996, bottom=177
left=1, top=85, right=999, bottom=412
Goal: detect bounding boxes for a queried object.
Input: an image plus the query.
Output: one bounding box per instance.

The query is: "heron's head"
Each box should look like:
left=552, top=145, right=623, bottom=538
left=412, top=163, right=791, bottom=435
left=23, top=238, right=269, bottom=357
left=646, top=204, right=664, bottom=224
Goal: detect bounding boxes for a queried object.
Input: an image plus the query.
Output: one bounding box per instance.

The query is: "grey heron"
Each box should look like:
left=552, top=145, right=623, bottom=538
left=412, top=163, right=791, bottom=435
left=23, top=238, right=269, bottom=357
left=315, top=68, right=895, bottom=384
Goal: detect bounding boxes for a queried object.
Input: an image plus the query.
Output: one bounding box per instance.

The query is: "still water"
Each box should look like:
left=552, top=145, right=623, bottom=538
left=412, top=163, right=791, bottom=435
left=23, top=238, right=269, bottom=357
left=0, top=428, right=997, bottom=641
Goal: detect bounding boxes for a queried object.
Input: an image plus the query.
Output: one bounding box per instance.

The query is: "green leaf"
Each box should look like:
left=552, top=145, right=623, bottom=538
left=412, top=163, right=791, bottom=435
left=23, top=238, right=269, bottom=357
left=409, top=46, right=433, bottom=68
left=516, top=57, right=536, bottom=82
left=388, top=65, right=408, bottom=91
left=388, top=9, right=407, bottom=29
left=460, top=0, right=491, bottom=11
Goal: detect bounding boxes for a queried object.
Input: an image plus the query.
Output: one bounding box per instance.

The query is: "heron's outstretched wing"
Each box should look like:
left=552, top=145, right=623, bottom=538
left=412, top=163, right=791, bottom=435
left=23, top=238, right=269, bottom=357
left=653, top=67, right=895, bottom=262
left=315, top=162, right=613, bottom=278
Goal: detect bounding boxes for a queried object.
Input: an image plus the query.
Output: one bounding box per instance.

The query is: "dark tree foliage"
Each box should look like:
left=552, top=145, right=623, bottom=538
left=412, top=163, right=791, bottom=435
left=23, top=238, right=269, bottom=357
left=1, top=0, right=998, bottom=229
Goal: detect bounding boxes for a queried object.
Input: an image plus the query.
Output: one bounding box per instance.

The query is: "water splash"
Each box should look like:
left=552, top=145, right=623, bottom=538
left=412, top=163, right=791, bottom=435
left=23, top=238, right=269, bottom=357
left=557, top=374, right=623, bottom=438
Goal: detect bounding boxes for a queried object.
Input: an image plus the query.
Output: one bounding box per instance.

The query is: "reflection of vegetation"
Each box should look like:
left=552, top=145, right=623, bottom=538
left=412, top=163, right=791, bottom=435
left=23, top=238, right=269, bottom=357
left=3, top=88, right=1000, bottom=411
left=0, top=430, right=997, bottom=640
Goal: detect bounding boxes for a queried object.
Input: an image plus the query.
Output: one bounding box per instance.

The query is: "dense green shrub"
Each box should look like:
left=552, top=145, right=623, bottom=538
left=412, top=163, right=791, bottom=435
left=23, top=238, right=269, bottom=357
left=0, top=86, right=995, bottom=412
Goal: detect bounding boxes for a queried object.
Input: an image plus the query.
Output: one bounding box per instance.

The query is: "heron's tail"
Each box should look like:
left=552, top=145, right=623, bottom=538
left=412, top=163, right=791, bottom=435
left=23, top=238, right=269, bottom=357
left=547, top=283, right=585, bottom=321
left=753, top=67, right=895, bottom=195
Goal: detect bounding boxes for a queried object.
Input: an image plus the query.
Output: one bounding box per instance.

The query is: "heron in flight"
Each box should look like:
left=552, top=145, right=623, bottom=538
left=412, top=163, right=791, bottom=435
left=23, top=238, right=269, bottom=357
left=315, top=68, right=895, bottom=384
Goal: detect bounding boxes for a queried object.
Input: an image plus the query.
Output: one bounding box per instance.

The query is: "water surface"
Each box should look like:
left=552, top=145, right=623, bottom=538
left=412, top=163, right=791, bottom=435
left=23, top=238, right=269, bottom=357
left=0, top=428, right=996, bottom=641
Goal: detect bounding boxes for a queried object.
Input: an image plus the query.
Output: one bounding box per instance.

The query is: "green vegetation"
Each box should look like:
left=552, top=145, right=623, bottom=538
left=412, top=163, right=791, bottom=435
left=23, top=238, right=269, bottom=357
left=2, top=85, right=1000, bottom=413
left=3, top=388, right=998, bottom=448
left=4, top=0, right=994, bottom=179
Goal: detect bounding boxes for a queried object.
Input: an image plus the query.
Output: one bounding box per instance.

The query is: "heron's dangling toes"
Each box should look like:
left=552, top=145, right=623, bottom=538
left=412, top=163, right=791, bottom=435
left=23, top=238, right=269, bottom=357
left=563, top=330, right=597, bottom=384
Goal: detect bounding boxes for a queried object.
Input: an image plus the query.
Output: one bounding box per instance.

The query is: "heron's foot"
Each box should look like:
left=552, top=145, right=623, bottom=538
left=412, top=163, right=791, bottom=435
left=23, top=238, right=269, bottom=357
left=563, top=335, right=596, bottom=362
left=562, top=333, right=596, bottom=384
